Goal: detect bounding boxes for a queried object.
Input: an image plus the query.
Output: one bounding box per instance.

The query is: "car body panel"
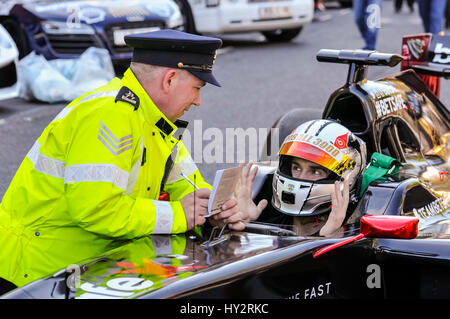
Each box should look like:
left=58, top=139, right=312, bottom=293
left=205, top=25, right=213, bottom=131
left=3, top=224, right=449, bottom=299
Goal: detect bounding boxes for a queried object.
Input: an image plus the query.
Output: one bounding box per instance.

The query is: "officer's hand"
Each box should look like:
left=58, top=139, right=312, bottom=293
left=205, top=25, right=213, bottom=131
left=226, top=162, right=268, bottom=231
left=319, top=179, right=349, bottom=237
left=209, top=197, right=239, bottom=228
left=180, top=188, right=210, bottom=230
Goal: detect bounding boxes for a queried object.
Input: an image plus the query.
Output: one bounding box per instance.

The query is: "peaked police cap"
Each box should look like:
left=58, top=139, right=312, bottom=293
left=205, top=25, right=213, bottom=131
left=125, top=30, right=222, bottom=87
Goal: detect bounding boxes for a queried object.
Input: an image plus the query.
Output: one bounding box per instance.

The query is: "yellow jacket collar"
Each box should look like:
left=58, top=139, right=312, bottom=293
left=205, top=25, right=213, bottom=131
left=121, top=68, right=179, bottom=138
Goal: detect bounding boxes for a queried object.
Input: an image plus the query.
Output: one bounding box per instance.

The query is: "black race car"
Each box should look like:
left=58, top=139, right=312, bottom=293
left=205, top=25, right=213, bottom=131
left=2, top=35, right=449, bottom=301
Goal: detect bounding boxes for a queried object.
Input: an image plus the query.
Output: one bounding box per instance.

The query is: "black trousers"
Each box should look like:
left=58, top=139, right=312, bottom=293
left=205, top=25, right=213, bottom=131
left=395, top=0, right=415, bottom=10
left=0, top=277, right=17, bottom=295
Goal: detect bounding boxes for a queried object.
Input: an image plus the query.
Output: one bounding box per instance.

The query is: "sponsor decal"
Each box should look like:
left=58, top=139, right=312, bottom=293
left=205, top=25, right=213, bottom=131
left=334, top=132, right=349, bottom=150
left=78, top=277, right=154, bottom=299
left=369, top=87, right=407, bottom=118
left=412, top=197, right=450, bottom=219
left=432, top=43, right=450, bottom=64
left=285, top=133, right=342, bottom=158
left=287, top=282, right=332, bottom=299
left=375, top=93, right=407, bottom=118
left=407, top=38, right=426, bottom=60
left=366, top=264, right=381, bottom=289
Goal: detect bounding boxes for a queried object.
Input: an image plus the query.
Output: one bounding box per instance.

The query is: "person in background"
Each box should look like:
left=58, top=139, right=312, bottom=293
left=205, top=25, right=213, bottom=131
left=353, top=0, right=383, bottom=50
left=416, top=0, right=447, bottom=34
left=394, top=0, right=415, bottom=13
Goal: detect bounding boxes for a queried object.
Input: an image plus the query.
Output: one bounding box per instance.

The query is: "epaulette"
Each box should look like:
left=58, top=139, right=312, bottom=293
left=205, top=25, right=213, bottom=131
left=115, top=86, right=140, bottom=110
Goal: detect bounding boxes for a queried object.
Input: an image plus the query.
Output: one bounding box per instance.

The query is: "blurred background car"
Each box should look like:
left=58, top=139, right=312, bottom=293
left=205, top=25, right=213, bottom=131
left=0, top=24, right=20, bottom=101
left=321, top=0, right=352, bottom=8
left=0, top=0, right=184, bottom=72
left=176, top=0, right=314, bottom=42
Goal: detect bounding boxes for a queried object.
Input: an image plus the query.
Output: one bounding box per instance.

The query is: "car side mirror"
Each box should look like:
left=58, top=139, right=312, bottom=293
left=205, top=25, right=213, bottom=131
left=313, top=215, right=419, bottom=258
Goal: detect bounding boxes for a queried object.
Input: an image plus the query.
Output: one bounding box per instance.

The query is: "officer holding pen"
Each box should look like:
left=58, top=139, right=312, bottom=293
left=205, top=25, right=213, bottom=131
left=0, top=30, right=240, bottom=294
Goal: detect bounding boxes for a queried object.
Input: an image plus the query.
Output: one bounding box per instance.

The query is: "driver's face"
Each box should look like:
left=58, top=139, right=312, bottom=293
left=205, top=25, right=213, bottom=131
left=291, top=157, right=329, bottom=181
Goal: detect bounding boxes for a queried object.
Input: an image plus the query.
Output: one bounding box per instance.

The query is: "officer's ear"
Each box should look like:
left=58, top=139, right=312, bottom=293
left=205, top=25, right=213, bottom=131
left=161, top=69, right=178, bottom=94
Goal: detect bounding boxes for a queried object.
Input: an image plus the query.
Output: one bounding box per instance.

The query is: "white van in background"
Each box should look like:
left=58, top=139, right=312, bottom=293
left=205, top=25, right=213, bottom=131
left=176, top=0, right=314, bottom=42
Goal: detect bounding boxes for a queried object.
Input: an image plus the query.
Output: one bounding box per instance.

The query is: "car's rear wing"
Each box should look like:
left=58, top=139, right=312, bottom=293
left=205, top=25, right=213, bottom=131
left=316, top=49, right=403, bottom=84
left=317, top=49, right=403, bottom=67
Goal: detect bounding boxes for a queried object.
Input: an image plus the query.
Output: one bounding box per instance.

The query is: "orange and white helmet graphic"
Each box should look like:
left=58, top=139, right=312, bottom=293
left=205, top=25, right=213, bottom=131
left=272, top=119, right=367, bottom=216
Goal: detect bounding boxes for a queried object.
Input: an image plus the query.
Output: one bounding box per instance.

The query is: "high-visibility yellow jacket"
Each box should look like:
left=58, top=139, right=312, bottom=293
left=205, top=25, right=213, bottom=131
left=0, top=68, right=210, bottom=287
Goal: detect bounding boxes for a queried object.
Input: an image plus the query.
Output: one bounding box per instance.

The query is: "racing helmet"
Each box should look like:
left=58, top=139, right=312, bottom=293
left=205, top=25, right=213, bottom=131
left=272, top=119, right=367, bottom=217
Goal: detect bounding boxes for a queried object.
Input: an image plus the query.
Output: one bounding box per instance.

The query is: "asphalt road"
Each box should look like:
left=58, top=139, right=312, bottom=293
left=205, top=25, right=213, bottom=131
left=0, top=0, right=449, bottom=199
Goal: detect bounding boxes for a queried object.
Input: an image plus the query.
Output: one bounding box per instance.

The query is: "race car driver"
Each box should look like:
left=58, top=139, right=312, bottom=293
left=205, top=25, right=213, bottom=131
left=229, top=119, right=367, bottom=237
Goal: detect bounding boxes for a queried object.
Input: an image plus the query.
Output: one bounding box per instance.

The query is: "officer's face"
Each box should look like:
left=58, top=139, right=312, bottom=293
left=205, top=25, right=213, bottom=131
left=166, top=70, right=205, bottom=122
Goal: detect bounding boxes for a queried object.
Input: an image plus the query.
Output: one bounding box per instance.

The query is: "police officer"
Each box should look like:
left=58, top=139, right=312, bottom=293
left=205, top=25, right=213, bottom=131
left=0, top=30, right=239, bottom=293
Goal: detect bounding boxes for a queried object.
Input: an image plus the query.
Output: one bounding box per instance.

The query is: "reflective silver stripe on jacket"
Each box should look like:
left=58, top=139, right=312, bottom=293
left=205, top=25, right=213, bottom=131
left=65, top=164, right=129, bottom=191
left=166, top=154, right=198, bottom=184
left=27, top=141, right=65, bottom=179
left=51, top=91, right=119, bottom=123
left=151, top=200, right=174, bottom=234
left=27, top=141, right=129, bottom=190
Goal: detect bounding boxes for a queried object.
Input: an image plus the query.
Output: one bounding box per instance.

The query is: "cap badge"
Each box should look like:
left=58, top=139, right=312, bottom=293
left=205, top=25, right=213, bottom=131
left=176, top=61, right=212, bottom=72
left=212, top=51, right=217, bottom=65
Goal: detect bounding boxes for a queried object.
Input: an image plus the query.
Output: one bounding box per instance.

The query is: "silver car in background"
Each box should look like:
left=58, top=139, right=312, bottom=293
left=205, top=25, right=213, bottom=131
left=0, top=24, right=19, bottom=100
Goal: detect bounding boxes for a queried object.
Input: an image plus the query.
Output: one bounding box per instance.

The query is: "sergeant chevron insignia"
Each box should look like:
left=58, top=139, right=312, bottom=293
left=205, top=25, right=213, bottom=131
left=98, top=121, right=133, bottom=156
left=115, top=86, right=140, bottom=110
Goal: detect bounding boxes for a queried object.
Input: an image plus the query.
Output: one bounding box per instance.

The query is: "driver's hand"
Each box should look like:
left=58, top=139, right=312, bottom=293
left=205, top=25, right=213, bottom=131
left=224, top=162, right=268, bottom=231
left=319, top=178, right=349, bottom=236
